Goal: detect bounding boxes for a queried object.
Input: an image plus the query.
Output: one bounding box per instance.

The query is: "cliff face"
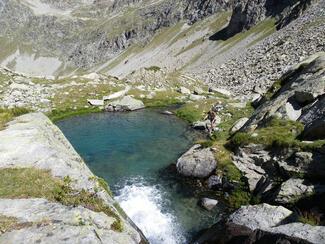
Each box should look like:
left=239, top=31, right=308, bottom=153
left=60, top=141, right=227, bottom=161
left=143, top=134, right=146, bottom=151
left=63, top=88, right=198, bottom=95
left=226, top=0, right=312, bottom=37
left=0, top=112, right=147, bottom=243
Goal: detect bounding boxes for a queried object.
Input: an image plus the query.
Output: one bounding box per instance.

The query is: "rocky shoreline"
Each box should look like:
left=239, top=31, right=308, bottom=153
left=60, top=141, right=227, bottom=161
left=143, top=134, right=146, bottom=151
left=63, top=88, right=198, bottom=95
left=0, top=112, right=147, bottom=243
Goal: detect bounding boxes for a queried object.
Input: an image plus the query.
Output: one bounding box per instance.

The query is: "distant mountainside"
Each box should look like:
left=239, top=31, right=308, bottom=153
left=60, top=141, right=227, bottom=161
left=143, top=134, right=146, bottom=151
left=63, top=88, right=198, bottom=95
left=0, top=0, right=320, bottom=88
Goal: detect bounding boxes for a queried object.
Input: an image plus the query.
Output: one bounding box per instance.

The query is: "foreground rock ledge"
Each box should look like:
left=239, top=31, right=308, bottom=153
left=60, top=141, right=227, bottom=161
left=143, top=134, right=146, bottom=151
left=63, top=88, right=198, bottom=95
left=0, top=113, right=146, bottom=243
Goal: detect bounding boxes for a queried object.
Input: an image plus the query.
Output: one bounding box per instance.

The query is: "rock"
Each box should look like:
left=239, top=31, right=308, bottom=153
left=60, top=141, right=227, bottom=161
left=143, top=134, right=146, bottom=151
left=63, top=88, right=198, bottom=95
left=189, top=94, right=206, bottom=101
left=200, top=198, right=218, bottom=211
left=241, top=53, right=325, bottom=131
left=177, top=87, right=191, bottom=95
left=161, top=110, right=173, bottom=115
left=209, top=87, right=232, bottom=97
left=270, top=223, right=325, bottom=244
left=207, top=175, right=223, bottom=189
left=228, top=204, right=293, bottom=231
left=176, top=145, right=217, bottom=178
left=275, top=178, right=325, bottom=204
left=82, top=72, right=101, bottom=80
left=302, top=119, right=325, bottom=140
left=103, top=87, right=130, bottom=101
left=0, top=198, right=140, bottom=243
left=0, top=113, right=145, bottom=243
left=285, top=100, right=302, bottom=121
left=194, top=87, right=204, bottom=95
left=226, top=204, right=325, bottom=244
left=193, top=120, right=208, bottom=130
left=106, top=96, right=145, bottom=112
left=230, top=117, right=249, bottom=134
left=295, top=91, right=318, bottom=105
left=87, top=99, right=104, bottom=106
left=232, top=145, right=272, bottom=192
left=277, top=151, right=325, bottom=179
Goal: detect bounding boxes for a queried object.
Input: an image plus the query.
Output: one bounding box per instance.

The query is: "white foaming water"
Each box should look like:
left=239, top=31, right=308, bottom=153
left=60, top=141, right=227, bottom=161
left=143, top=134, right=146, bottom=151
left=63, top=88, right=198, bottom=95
left=116, top=182, right=186, bottom=244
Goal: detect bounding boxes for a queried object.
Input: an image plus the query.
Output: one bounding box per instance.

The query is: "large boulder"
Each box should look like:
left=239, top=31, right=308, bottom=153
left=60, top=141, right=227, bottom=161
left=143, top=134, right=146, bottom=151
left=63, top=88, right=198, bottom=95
left=105, top=96, right=145, bottom=112
left=275, top=178, right=325, bottom=204
left=176, top=145, right=217, bottom=178
left=227, top=204, right=325, bottom=244
left=228, top=204, right=293, bottom=231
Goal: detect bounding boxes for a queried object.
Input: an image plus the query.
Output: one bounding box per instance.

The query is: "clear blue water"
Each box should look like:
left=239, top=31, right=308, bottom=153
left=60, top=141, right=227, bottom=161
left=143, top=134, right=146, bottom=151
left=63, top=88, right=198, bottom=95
left=57, top=109, right=220, bottom=243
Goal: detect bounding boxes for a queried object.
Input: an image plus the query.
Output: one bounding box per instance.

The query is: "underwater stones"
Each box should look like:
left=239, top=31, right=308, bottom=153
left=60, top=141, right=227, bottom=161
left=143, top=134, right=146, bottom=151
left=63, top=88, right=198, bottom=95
left=105, top=96, right=145, bottom=112
left=200, top=198, right=218, bottom=211
left=176, top=145, right=217, bottom=178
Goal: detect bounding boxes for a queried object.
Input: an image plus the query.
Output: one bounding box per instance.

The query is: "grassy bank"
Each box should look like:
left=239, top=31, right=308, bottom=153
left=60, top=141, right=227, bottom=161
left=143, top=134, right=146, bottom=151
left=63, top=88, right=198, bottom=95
left=0, top=168, right=123, bottom=232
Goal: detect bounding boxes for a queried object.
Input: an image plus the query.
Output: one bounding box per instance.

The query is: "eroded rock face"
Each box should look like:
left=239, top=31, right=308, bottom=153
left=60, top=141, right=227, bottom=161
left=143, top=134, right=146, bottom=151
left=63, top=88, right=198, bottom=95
left=176, top=145, right=217, bottom=178
left=0, top=113, right=145, bottom=243
left=241, top=52, right=325, bottom=132
left=226, top=0, right=312, bottom=37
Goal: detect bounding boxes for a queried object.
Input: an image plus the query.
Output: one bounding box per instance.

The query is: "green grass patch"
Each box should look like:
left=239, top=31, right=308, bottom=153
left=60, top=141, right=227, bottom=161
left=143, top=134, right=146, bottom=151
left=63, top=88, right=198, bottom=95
left=227, top=189, right=251, bottom=209
left=48, top=107, right=102, bottom=122
left=0, top=107, right=30, bottom=130
left=298, top=211, right=321, bottom=226
left=175, top=99, right=219, bottom=123
left=0, top=168, right=123, bottom=232
left=144, top=66, right=161, bottom=72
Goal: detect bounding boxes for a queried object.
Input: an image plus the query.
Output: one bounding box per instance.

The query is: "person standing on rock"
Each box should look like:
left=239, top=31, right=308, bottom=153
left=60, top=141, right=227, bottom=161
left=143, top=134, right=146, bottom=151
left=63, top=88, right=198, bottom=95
left=205, top=109, right=217, bottom=135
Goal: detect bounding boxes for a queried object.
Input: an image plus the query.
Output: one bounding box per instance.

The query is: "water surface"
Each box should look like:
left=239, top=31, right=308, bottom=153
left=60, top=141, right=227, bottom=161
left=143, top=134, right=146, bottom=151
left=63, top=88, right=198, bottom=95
left=57, top=109, right=219, bottom=243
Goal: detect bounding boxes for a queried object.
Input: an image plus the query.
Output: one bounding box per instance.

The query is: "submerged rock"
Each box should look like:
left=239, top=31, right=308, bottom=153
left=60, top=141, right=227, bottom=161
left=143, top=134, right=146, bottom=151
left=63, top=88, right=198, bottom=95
left=176, top=145, right=217, bottom=178
left=200, top=198, right=218, bottom=211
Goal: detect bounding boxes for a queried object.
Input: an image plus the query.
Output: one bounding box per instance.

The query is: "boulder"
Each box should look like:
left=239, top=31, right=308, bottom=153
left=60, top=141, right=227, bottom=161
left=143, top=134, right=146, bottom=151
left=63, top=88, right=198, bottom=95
left=87, top=99, right=104, bottom=106
left=270, top=223, right=325, bottom=244
left=230, top=117, right=249, bottom=134
left=295, top=90, right=318, bottom=105
left=207, top=175, right=223, bottom=189
left=189, top=94, right=206, bottom=101
left=302, top=119, right=325, bottom=140
left=106, top=96, right=145, bottom=112
left=177, top=87, right=191, bottom=95
left=275, top=178, right=325, bottom=204
left=194, top=87, right=204, bottom=95
left=209, top=87, right=232, bottom=97
left=228, top=204, right=293, bottom=231
left=200, top=198, right=218, bottom=211
left=227, top=203, right=325, bottom=244
left=277, top=151, right=325, bottom=178
left=176, top=145, right=217, bottom=178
